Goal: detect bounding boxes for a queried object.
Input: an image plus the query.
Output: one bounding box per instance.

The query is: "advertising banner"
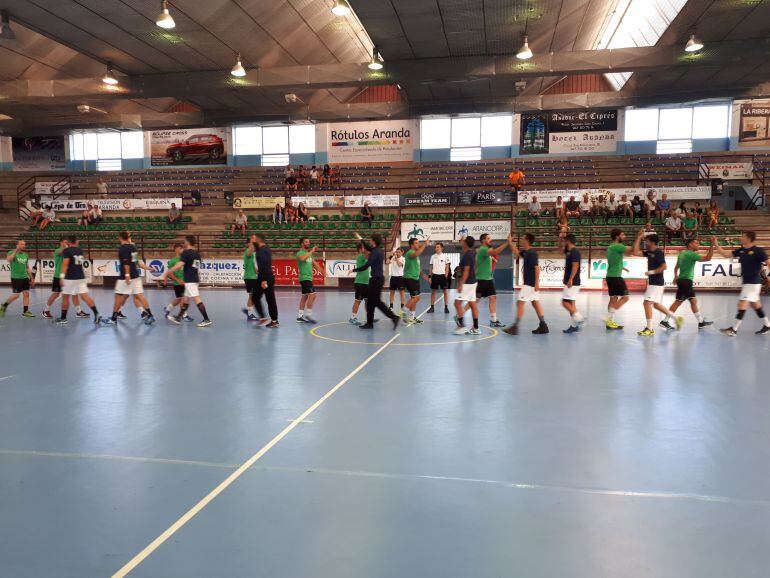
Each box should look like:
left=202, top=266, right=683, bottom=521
left=93, top=259, right=121, bottom=277
left=520, top=110, right=618, bottom=155
left=325, top=259, right=357, bottom=278
left=291, top=195, right=345, bottom=209
left=698, top=162, right=753, bottom=180
left=400, top=191, right=455, bottom=206
left=454, top=220, right=511, bottom=240
left=2, top=258, right=92, bottom=283
left=344, top=194, right=400, bottom=208
left=738, top=100, right=770, bottom=147
left=233, top=196, right=284, bottom=209
left=33, top=197, right=182, bottom=212
left=456, top=190, right=516, bottom=205
left=326, top=120, right=416, bottom=163
left=518, top=186, right=710, bottom=204
left=517, top=257, right=601, bottom=289
left=149, top=128, right=228, bottom=166
left=400, top=221, right=455, bottom=241
left=12, top=136, right=66, bottom=171
left=35, top=181, right=71, bottom=196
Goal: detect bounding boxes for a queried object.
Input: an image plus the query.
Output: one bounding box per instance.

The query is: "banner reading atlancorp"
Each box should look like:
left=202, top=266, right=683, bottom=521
left=454, top=220, right=511, bottom=239
left=326, top=120, right=416, bottom=163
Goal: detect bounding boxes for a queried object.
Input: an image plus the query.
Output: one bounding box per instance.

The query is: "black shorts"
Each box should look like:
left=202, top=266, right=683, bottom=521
left=173, top=285, right=185, bottom=299
left=404, top=278, right=420, bottom=297
left=354, top=283, right=368, bottom=301
left=244, top=279, right=258, bottom=293
left=11, top=278, right=30, bottom=293
left=430, top=274, right=448, bottom=290
left=606, top=277, right=628, bottom=297
left=389, top=276, right=404, bottom=291
left=675, top=278, right=696, bottom=301
left=300, top=280, right=315, bottom=295
left=51, top=278, right=62, bottom=293
left=476, top=279, right=497, bottom=298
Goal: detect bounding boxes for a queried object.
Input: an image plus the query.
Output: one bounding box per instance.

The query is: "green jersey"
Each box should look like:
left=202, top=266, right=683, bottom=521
left=53, top=247, right=64, bottom=278
left=243, top=249, right=257, bottom=280
left=354, top=254, right=370, bottom=285
left=676, top=250, right=702, bottom=281
left=606, top=242, right=627, bottom=278
left=167, top=256, right=184, bottom=286
left=683, top=217, right=697, bottom=230
left=403, top=249, right=420, bottom=280
left=8, top=250, right=29, bottom=279
left=476, top=246, right=493, bottom=281
left=296, top=249, right=313, bottom=282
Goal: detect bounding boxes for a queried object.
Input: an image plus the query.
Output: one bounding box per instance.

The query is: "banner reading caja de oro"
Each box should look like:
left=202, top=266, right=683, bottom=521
left=455, top=220, right=511, bottom=240
left=32, top=197, right=182, bottom=212
left=518, top=186, right=710, bottom=204
left=400, top=221, right=455, bottom=241
left=149, top=128, right=228, bottom=166
left=326, top=120, right=416, bottom=163
left=233, top=196, right=284, bottom=209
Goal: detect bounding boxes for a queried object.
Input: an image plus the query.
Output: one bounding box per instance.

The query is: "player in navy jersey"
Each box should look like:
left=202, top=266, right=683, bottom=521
left=162, top=236, right=212, bottom=327
left=560, top=234, right=585, bottom=333
left=632, top=231, right=681, bottom=336
left=504, top=233, right=548, bottom=335
left=714, top=231, right=770, bottom=336
left=55, top=235, right=101, bottom=325
left=102, top=231, right=155, bottom=326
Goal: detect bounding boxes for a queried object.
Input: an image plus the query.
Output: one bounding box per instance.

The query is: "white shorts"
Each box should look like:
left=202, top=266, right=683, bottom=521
left=184, top=283, right=200, bottom=298
left=456, top=283, right=477, bottom=303
left=644, top=285, right=665, bottom=303
left=739, top=284, right=762, bottom=303
left=561, top=285, right=581, bottom=301
left=62, top=279, right=88, bottom=295
left=518, top=285, right=540, bottom=302
left=115, top=277, right=144, bottom=295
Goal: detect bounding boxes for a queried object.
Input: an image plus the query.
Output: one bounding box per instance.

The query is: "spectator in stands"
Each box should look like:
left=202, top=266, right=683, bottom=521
left=693, top=201, right=704, bottom=226
left=565, top=196, right=581, bottom=218
left=631, top=195, right=645, bottom=219
left=39, top=207, right=57, bottom=230
left=618, top=194, right=632, bottom=218
left=285, top=199, right=297, bottom=223
left=593, top=195, right=608, bottom=217
left=580, top=193, right=593, bottom=217
left=644, top=190, right=657, bottom=219
left=527, top=196, right=542, bottom=219
left=77, top=205, right=92, bottom=229
left=360, top=201, right=374, bottom=228
left=640, top=221, right=657, bottom=251
left=665, top=211, right=684, bottom=242
left=89, top=204, right=103, bottom=227
left=232, top=209, right=248, bottom=234
left=554, top=195, right=564, bottom=219
left=167, top=202, right=181, bottom=226
left=656, top=193, right=671, bottom=219
left=508, top=167, right=525, bottom=193
left=320, top=164, right=332, bottom=187
left=96, top=177, right=108, bottom=197
left=683, top=210, right=699, bottom=236
left=329, top=164, right=341, bottom=187
left=284, top=165, right=298, bottom=192
left=29, top=201, right=45, bottom=227
left=309, top=166, right=319, bottom=188
left=296, top=202, right=309, bottom=224
left=556, top=213, right=570, bottom=239
left=706, top=200, right=720, bottom=230
left=606, top=193, right=618, bottom=216
left=273, top=203, right=284, bottom=224
left=297, top=166, right=308, bottom=189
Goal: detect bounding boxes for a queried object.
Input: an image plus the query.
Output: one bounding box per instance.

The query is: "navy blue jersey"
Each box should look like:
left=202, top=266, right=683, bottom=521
left=459, top=250, right=476, bottom=284
left=181, top=249, right=201, bottom=284
left=62, top=246, right=86, bottom=280
left=256, top=246, right=274, bottom=282
left=733, top=246, right=768, bottom=284
left=563, top=247, right=581, bottom=286
left=521, top=248, right=539, bottom=287
left=643, top=249, right=666, bottom=286
left=118, top=244, right=140, bottom=279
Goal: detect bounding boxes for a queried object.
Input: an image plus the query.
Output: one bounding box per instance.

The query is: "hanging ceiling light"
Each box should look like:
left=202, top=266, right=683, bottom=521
left=231, top=53, right=246, bottom=77
left=684, top=33, right=703, bottom=53
left=368, top=47, right=383, bottom=70
left=331, top=0, right=351, bottom=16
left=102, top=63, right=118, bottom=85
left=0, top=10, right=16, bottom=40
left=156, top=0, right=176, bottom=29
left=516, top=35, right=533, bottom=60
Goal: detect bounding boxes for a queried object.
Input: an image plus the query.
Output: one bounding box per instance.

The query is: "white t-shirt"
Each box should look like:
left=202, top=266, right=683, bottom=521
left=555, top=199, right=564, bottom=209
left=309, top=169, right=318, bottom=179
left=528, top=202, right=541, bottom=212
left=235, top=213, right=247, bottom=225
left=389, top=257, right=404, bottom=277
left=666, top=217, right=682, bottom=230
left=429, top=253, right=450, bottom=275
left=96, top=182, right=108, bottom=194
left=607, top=198, right=618, bottom=210
left=580, top=199, right=592, bottom=211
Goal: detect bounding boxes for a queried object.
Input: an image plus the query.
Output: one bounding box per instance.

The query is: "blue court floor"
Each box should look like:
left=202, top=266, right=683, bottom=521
left=1, top=287, right=769, bottom=578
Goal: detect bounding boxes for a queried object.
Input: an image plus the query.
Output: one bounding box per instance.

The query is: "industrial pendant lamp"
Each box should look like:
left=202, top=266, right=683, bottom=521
left=331, top=0, right=351, bottom=16
left=516, top=35, right=533, bottom=60
left=684, top=33, right=703, bottom=52
left=368, top=47, right=383, bottom=70
left=231, top=53, right=247, bottom=77
left=156, top=0, right=176, bottom=29
left=102, top=63, right=118, bottom=85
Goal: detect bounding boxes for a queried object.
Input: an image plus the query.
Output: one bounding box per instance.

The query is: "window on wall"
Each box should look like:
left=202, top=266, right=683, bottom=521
left=692, top=105, right=730, bottom=139
left=625, top=109, right=659, bottom=141
left=421, top=115, right=512, bottom=161
left=69, top=131, right=144, bottom=168
left=289, top=125, right=315, bottom=154
left=420, top=118, right=451, bottom=149
left=234, top=126, right=262, bottom=156
left=625, top=104, right=730, bottom=152
left=481, top=115, right=513, bottom=146
left=233, top=124, right=315, bottom=165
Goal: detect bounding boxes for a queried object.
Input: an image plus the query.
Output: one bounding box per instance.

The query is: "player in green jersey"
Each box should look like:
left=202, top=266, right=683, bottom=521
left=350, top=242, right=370, bottom=325
left=665, top=236, right=717, bottom=329
left=0, top=240, right=35, bottom=318
left=295, top=237, right=324, bottom=323
left=604, top=228, right=634, bottom=330
left=402, top=236, right=430, bottom=324
left=163, top=242, right=189, bottom=322
left=241, top=235, right=258, bottom=321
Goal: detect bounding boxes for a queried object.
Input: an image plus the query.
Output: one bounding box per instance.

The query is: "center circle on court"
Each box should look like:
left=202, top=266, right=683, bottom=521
left=309, top=320, right=500, bottom=346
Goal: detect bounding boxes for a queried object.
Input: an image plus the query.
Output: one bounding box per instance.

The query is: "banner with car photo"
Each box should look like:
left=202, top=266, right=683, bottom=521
left=149, top=128, right=228, bottom=166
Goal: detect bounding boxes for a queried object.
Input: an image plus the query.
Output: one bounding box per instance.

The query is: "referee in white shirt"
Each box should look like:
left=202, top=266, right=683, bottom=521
left=427, top=242, right=450, bottom=313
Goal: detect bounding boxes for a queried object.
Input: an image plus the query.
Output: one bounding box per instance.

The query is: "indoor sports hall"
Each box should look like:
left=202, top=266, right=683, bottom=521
left=1, top=1, right=770, bottom=577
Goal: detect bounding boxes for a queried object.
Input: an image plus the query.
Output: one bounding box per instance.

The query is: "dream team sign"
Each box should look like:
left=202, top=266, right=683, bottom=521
left=326, top=120, right=416, bottom=163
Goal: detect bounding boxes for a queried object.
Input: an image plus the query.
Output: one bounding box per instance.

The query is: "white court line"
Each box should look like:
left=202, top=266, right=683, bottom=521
left=0, top=448, right=238, bottom=470
left=0, top=375, right=15, bottom=382
left=111, top=332, right=401, bottom=578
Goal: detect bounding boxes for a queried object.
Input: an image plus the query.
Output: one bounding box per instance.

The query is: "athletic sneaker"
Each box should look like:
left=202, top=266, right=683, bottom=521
left=467, top=328, right=481, bottom=335
left=266, top=321, right=280, bottom=328
left=182, top=315, right=194, bottom=322
left=489, top=320, right=505, bottom=328
left=42, top=310, right=53, bottom=319
left=453, top=326, right=468, bottom=335
left=241, top=308, right=250, bottom=319
left=411, top=318, right=424, bottom=325
left=605, top=319, right=623, bottom=330
left=144, top=314, right=156, bottom=326
left=197, top=320, right=213, bottom=328
left=454, top=315, right=462, bottom=328
left=756, top=326, right=770, bottom=335
left=93, top=315, right=102, bottom=326
left=116, top=311, right=127, bottom=320
left=698, top=320, right=714, bottom=329
left=637, top=328, right=655, bottom=337
left=166, top=313, right=180, bottom=325
left=674, top=316, right=685, bottom=330
left=359, top=323, right=374, bottom=329
left=563, top=325, right=580, bottom=334
left=532, top=322, right=549, bottom=334
left=55, top=317, right=68, bottom=325
left=349, top=317, right=361, bottom=325
left=659, top=320, right=674, bottom=331
left=720, top=327, right=737, bottom=337
left=443, top=306, right=450, bottom=314
left=427, top=306, right=435, bottom=313
left=101, top=318, right=117, bottom=326
left=302, top=316, right=317, bottom=324
left=391, top=317, right=400, bottom=330
left=75, top=311, right=90, bottom=318
left=247, top=314, right=258, bottom=321
left=22, top=311, right=36, bottom=318
left=503, top=324, right=519, bottom=335
left=295, top=316, right=307, bottom=323
left=0, top=304, right=6, bottom=317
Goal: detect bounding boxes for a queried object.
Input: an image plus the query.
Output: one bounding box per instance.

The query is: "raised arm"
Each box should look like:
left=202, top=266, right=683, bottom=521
left=632, top=229, right=644, bottom=257
left=713, top=239, right=732, bottom=258
left=488, top=234, right=513, bottom=257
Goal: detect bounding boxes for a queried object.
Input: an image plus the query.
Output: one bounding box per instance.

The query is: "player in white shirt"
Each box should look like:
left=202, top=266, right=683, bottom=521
left=426, top=242, right=450, bottom=314
left=386, top=246, right=406, bottom=314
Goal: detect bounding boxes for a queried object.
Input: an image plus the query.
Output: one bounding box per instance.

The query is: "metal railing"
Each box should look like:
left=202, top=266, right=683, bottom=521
left=15, top=174, right=71, bottom=220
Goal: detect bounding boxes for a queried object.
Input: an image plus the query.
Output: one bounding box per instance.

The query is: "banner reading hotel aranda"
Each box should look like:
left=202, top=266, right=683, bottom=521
left=520, top=110, right=618, bottom=155
left=12, top=136, right=65, bottom=171
left=327, top=120, right=416, bottom=163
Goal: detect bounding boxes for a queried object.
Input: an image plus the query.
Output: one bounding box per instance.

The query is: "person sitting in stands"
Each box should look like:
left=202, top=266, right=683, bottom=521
left=297, top=165, right=308, bottom=189
left=618, top=194, right=632, bottom=218
left=706, top=200, right=720, bottom=230
left=309, top=166, right=319, bottom=188
left=554, top=195, right=564, bottom=219
left=89, top=204, right=103, bottom=227
left=273, top=203, right=284, bottom=224
left=232, top=209, right=248, bottom=233
left=565, top=195, right=581, bottom=218
left=296, top=202, right=309, bottom=224
left=527, top=196, right=542, bottom=219
left=29, top=201, right=45, bottom=227
left=593, top=195, right=608, bottom=217
left=508, top=167, right=525, bottom=193
left=360, top=201, right=374, bottom=228
left=78, top=204, right=93, bottom=229
left=579, top=193, right=593, bottom=217
left=605, top=193, right=618, bottom=216
left=328, top=164, right=341, bottom=187
left=644, top=190, right=657, bottom=219
left=665, top=211, right=684, bottom=242
left=631, top=195, right=645, bottom=219
left=656, top=193, right=671, bottom=220
left=693, top=201, right=704, bottom=226
left=39, top=207, right=57, bottom=230
left=640, top=221, right=657, bottom=251
left=167, top=202, right=181, bottom=225
left=556, top=213, right=570, bottom=239
left=285, top=199, right=297, bottom=223
left=320, top=164, right=332, bottom=187
left=284, top=165, right=298, bottom=192
left=96, top=177, right=108, bottom=197
left=683, top=209, right=699, bottom=235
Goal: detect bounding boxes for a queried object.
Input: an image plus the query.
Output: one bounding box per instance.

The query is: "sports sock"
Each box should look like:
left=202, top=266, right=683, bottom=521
left=146, top=308, right=153, bottom=317
left=137, top=306, right=145, bottom=314
left=490, top=312, right=497, bottom=322
left=574, top=312, right=584, bottom=323
left=75, top=305, right=82, bottom=313
left=197, top=302, right=209, bottom=321
left=758, top=308, right=770, bottom=327
left=298, top=309, right=304, bottom=318
left=61, top=309, right=68, bottom=319
left=695, top=312, right=704, bottom=323
left=607, top=307, right=616, bottom=321
left=306, top=309, right=312, bottom=318
left=44, top=305, right=50, bottom=313
left=91, top=305, right=98, bottom=316
left=23, top=305, right=28, bottom=313
left=646, top=318, right=653, bottom=330
left=473, top=317, right=479, bottom=329
left=112, top=311, right=119, bottom=321
left=538, top=315, right=545, bottom=323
